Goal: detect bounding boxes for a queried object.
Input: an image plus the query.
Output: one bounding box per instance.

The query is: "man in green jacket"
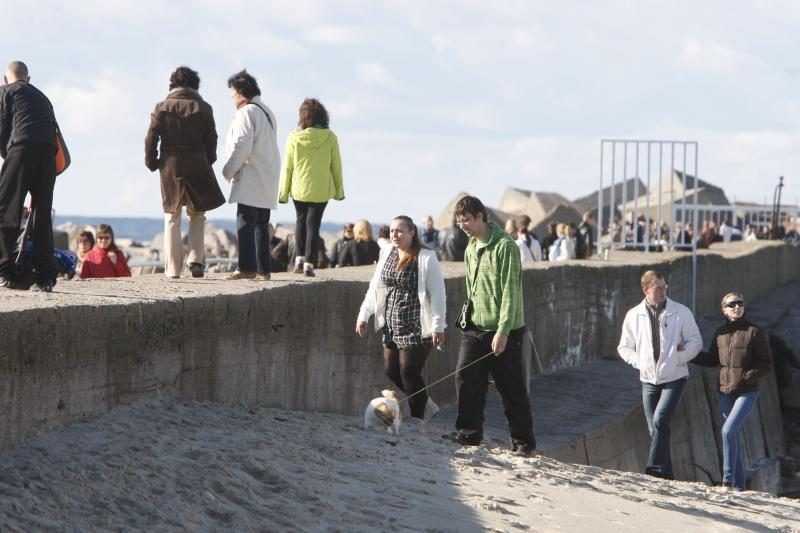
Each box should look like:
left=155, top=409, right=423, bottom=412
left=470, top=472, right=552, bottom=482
left=450, top=195, right=535, bottom=456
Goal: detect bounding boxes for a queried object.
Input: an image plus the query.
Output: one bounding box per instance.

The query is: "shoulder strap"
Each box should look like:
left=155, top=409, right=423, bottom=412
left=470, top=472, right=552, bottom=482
left=468, top=248, right=484, bottom=295
left=248, top=102, right=274, bottom=130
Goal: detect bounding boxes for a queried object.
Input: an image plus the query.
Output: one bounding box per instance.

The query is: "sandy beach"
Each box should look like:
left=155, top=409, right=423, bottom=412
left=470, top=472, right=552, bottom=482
left=1, top=396, right=797, bottom=532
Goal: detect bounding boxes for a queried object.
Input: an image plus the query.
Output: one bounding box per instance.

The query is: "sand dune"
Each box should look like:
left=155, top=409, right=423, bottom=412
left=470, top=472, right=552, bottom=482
left=1, top=397, right=798, bottom=532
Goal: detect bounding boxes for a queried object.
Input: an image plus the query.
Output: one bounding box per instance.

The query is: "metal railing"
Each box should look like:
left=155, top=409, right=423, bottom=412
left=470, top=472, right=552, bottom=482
left=598, top=139, right=699, bottom=312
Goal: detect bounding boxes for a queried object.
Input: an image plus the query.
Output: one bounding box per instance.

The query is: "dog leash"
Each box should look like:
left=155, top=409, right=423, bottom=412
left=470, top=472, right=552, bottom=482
left=398, top=328, right=545, bottom=404
left=398, top=350, right=496, bottom=404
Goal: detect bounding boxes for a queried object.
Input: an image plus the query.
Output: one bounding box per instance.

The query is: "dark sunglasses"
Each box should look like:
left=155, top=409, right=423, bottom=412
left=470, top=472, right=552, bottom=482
left=724, top=300, right=744, bottom=309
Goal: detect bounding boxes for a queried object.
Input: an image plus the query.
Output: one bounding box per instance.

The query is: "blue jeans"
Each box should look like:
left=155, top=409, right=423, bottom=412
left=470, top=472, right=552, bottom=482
left=236, top=204, right=271, bottom=274
left=720, top=391, right=758, bottom=490
left=641, top=377, right=687, bottom=479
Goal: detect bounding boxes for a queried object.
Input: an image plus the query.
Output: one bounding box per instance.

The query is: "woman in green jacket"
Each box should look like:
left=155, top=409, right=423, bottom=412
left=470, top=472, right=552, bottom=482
left=279, top=98, right=344, bottom=277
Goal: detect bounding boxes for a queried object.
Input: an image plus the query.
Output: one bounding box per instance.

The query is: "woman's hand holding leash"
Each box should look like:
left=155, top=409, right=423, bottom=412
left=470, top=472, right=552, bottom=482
left=432, top=331, right=445, bottom=351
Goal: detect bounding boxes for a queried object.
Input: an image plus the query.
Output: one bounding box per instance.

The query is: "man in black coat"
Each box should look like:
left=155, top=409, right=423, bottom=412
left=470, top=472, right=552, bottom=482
left=0, top=61, right=58, bottom=292
left=438, top=215, right=469, bottom=262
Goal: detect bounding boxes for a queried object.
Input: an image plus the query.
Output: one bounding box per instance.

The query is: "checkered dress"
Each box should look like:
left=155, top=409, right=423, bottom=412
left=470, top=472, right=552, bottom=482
left=380, top=248, right=430, bottom=349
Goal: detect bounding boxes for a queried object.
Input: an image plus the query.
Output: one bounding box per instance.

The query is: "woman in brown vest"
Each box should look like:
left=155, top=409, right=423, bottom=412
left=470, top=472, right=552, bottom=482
left=694, top=292, right=773, bottom=490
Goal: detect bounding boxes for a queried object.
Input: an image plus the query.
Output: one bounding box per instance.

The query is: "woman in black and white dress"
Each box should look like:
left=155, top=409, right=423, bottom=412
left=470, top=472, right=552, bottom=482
left=356, top=215, right=446, bottom=422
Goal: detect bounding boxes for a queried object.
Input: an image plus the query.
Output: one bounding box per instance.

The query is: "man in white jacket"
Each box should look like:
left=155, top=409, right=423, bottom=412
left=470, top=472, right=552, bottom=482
left=617, top=270, right=702, bottom=480
left=221, top=70, right=281, bottom=281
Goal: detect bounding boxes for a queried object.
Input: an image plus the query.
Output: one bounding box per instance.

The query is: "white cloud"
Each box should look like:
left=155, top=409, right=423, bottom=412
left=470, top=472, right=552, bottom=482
left=43, top=75, right=141, bottom=135
left=435, top=103, right=501, bottom=131
left=304, top=24, right=364, bottom=45
left=356, top=62, right=397, bottom=87
left=509, top=30, right=534, bottom=49
left=431, top=34, right=454, bottom=57
left=679, top=38, right=749, bottom=73
left=323, top=99, right=360, bottom=121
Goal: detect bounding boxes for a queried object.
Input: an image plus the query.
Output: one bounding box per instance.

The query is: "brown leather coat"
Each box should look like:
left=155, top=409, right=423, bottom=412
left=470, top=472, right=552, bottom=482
left=694, top=318, right=772, bottom=394
left=144, top=88, right=225, bottom=213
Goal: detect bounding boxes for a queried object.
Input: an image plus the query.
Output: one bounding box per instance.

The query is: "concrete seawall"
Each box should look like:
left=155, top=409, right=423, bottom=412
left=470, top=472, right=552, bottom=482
left=1, top=241, right=798, bottom=491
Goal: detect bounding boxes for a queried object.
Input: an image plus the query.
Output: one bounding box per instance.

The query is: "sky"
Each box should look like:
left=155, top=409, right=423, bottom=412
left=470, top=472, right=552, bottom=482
left=2, top=0, right=799, bottom=225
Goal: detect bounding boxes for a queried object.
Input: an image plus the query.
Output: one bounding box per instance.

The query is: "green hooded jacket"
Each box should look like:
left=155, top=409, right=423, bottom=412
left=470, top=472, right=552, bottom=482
left=279, top=127, right=344, bottom=203
left=464, top=222, right=524, bottom=335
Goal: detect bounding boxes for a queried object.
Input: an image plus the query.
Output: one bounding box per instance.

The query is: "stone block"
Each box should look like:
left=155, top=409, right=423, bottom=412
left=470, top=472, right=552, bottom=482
left=672, top=369, right=721, bottom=484
left=545, top=437, right=588, bottom=465
left=749, top=457, right=782, bottom=494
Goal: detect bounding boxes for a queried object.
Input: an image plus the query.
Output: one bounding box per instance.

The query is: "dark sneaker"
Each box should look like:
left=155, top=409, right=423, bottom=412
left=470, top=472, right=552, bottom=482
left=644, top=467, right=673, bottom=480
left=444, top=430, right=482, bottom=446
left=511, top=439, right=536, bottom=457
left=188, top=262, right=205, bottom=278
left=30, top=281, right=53, bottom=293
left=0, top=274, right=11, bottom=288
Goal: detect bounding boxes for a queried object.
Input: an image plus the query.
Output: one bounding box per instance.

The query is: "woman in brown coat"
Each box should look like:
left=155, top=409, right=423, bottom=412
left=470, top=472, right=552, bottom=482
left=694, top=292, right=773, bottom=490
left=144, top=66, right=225, bottom=279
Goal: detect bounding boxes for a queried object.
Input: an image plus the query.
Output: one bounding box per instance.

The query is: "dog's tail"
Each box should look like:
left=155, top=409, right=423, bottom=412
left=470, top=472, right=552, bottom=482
left=381, top=389, right=398, bottom=400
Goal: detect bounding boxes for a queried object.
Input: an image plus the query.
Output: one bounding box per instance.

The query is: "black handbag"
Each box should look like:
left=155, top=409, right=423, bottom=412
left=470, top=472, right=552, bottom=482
left=454, top=250, right=483, bottom=331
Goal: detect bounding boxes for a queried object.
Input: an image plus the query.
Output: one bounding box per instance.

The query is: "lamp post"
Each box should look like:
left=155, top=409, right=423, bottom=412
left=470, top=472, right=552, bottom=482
left=771, top=176, right=784, bottom=239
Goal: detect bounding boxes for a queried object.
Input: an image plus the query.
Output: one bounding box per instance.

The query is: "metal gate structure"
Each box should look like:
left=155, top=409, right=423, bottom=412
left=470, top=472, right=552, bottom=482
left=597, top=139, right=699, bottom=312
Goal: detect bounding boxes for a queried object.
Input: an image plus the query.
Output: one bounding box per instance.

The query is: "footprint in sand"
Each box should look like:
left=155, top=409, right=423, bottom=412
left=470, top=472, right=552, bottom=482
left=479, top=500, right=517, bottom=516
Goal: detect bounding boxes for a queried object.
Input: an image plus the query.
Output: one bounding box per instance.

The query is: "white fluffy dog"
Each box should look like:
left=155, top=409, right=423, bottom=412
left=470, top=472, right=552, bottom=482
left=363, top=390, right=402, bottom=434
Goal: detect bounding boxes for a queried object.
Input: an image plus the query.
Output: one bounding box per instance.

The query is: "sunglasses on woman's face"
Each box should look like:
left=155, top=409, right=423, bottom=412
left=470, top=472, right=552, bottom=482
left=724, top=300, right=744, bottom=309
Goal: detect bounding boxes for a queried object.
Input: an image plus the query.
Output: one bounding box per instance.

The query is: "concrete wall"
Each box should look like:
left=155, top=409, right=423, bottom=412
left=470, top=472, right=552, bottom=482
left=526, top=241, right=800, bottom=372
left=1, top=241, right=798, bottom=491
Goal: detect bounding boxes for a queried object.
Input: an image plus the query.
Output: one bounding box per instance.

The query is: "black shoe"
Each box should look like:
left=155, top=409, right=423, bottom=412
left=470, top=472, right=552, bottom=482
left=645, top=467, right=673, bottom=480
left=0, top=274, right=11, bottom=288
left=30, top=281, right=53, bottom=293
left=188, top=262, right=205, bottom=278
left=444, top=430, right=482, bottom=446
left=511, top=438, right=536, bottom=457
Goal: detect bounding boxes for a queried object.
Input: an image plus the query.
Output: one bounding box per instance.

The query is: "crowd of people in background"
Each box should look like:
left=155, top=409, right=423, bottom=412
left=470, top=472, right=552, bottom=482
left=318, top=210, right=597, bottom=269
left=606, top=212, right=800, bottom=252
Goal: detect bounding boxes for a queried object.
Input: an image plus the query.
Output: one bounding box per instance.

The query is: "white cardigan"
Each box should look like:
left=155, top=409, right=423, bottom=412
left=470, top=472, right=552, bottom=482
left=221, top=96, right=281, bottom=209
left=617, top=297, right=703, bottom=385
left=357, top=247, right=446, bottom=336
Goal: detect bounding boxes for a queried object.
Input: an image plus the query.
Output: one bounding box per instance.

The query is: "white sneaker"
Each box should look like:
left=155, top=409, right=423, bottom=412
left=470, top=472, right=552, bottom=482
left=423, top=397, right=439, bottom=423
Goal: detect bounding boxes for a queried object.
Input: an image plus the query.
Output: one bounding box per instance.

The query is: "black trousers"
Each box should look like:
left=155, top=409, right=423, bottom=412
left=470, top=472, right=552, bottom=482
left=383, top=344, right=431, bottom=419
left=236, top=203, right=271, bottom=274
left=293, top=200, right=327, bottom=264
left=455, top=328, right=535, bottom=445
left=0, top=141, right=56, bottom=281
